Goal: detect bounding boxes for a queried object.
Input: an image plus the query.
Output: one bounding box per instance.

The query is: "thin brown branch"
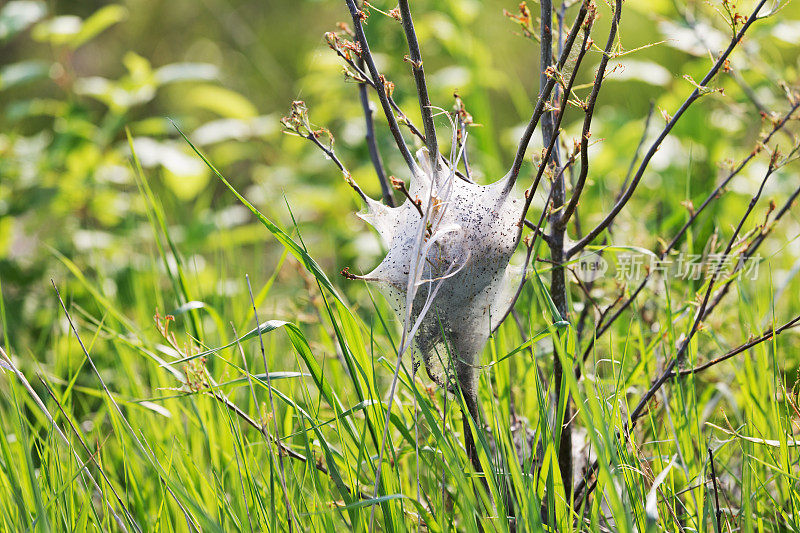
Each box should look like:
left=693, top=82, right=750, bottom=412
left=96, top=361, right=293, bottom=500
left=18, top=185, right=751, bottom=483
left=539, top=0, right=575, bottom=496
left=398, top=0, right=438, bottom=162
left=665, top=102, right=799, bottom=252
left=575, top=100, right=798, bottom=374
left=202, top=382, right=371, bottom=501
left=282, top=101, right=372, bottom=204
left=568, top=0, right=771, bottom=258
left=344, top=0, right=417, bottom=171
left=558, top=0, right=622, bottom=229
left=709, top=448, right=723, bottom=533
left=495, top=156, right=577, bottom=335
left=358, top=58, right=395, bottom=206
left=572, top=104, right=653, bottom=342
left=672, top=313, right=800, bottom=377
left=620, top=101, right=656, bottom=196
left=516, top=19, right=594, bottom=242
left=390, top=176, right=424, bottom=218
left=701, top=175, right=800, bottom=319
left=328, top=31, right=474, bottom=182
left=575, top=156, right=779, bottom=506
left=504, top=0, right=590, bottom=192
left=332, top=43, right=427, bottom=141
left=629, top=159, right=778, bottom=422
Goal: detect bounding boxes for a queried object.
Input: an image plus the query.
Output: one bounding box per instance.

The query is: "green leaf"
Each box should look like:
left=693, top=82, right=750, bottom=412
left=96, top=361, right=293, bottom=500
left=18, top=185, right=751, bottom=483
left=184, top=85, right=257, bottom=119
left=530, top=263, right=564, bottom=324
left=0, top=1, right=47, bottom=42
left=0, top=60, right=49, bottom=90
left=31, top=15, right=82, bottom=45
left=123, top=51, right=152, bottom=81
left=71, top=4, right=126, bottom=48
left=155, top=63, right=219, bottom=84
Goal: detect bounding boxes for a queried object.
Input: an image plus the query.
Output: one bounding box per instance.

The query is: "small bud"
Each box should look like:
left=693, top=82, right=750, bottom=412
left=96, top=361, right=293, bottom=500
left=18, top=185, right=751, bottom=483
left=336, top=22, right=353, bottom=36
left=769, top=147, right=781, bottom=169
left=341, top=267, right=358, bottom=280
left=324, top=32, right=338, bottom=48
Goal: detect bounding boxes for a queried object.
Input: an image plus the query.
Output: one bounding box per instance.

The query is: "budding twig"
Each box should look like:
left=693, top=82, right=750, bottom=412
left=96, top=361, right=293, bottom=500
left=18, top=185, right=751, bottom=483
left=558, top=0, right=622, bottom=229
left=390, top=176, right=425, bottom=218
left=344, top=0, right=417, bottom=172
left=575, top=100, right=799, bottom=372
left=398, top=0, right=439, bottom=163
left=569, top=0, right=771, bottom=258
left=281, top=100, right=370, bottom=204
left=504, top=0, right=590, bottom=193
left=514, top=17, right=594, bottom=243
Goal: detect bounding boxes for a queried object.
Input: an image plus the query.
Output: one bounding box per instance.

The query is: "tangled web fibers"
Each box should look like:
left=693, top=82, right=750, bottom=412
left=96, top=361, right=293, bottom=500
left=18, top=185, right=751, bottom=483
left=355, top=144, right=523, bottom=401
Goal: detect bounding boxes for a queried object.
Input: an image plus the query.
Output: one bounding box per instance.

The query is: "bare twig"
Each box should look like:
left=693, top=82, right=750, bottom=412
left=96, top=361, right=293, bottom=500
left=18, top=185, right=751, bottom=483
left=619, top=101, right=656, bottom=196
left=665, top=102, right=799, bottom=253
left=494, top=160, right=575, bottom=335
left=573, top=304, right=798, bottom=509
left=568, top=0, right=771, bottom=258
left=201, top=377, right=372, bottom=501
left=454, top=92, right=473, bottom=180
left=491, top=231, right=539, bottom=335
left=701, top=175, right=800, bottom=319
left=344, top=0, right=418, bottom=171
left=390, top=175, right=425, bottom=219
left=504, top=0, right=590, bottom=193
left=358, top=57, right=395, bottom=206
left=709, top=448, right=723, bottom=533
left=398, top=0, right=438, bottom=163
left=329, top=40, right=428, bottom=142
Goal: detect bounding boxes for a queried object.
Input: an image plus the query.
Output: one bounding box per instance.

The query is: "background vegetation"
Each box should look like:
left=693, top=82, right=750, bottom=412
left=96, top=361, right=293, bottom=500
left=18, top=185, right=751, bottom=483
left=1, top=0, right=800, bottom=530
